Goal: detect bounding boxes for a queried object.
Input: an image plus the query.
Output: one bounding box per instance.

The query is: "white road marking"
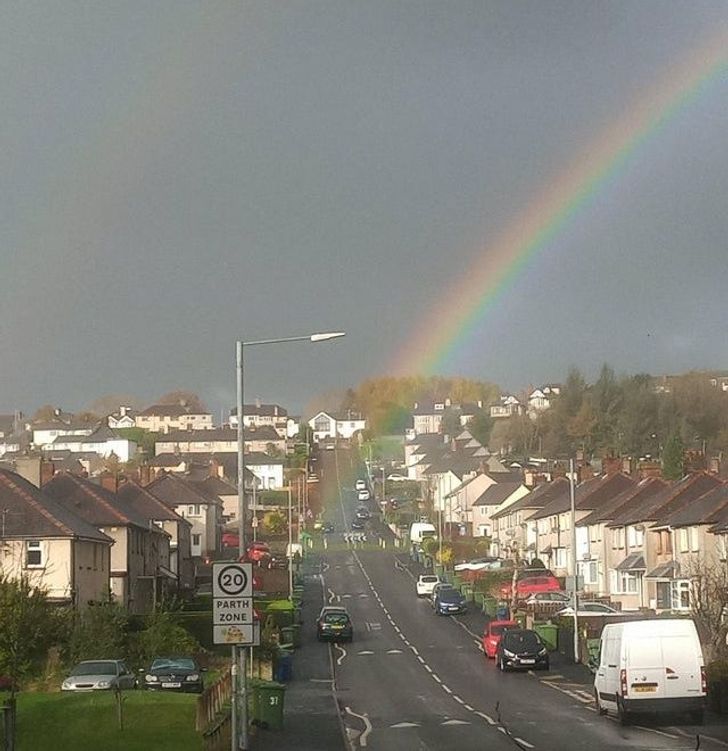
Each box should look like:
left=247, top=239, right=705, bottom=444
left=463, top=704, right=473, bottom=711
left=424, top=664, right=432, bottom=672
left=441, top=719, right=469, bottom=725
left=386, top=649, right=403, bottom=654
left=344, top=706, right=373, bottom=747
left=334, top=643, right=347, bottom=666
left=453, top=695, right=465, bottom=704
left=390, top=721, right=420, bottom=728
left=357, top=650, right=375, bottom=655
left=442, top=685, right=452, bottom=694
left=474, top=711, right=496, bottom=725
left=514, top=738, right=535, bottom=748
left=432, top=674, right=442, bottom=683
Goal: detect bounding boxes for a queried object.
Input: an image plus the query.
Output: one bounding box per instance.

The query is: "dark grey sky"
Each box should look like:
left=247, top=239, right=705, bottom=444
left=1, top=1, right=727, bottom=416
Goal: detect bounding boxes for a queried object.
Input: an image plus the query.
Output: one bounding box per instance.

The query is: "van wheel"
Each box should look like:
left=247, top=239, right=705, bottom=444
left=594, top=690, right=606, bottom=716
left=689, top=709, right=704, bottom=725
left=617, top=698, right=630, bottom=726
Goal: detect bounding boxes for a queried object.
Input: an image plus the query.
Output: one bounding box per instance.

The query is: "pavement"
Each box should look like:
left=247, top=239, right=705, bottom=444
left=251, top=552, right=346, bottom=750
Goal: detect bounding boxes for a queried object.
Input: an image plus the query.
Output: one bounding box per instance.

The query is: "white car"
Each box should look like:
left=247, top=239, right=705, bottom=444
left=355, top=479, right=367, bottom=491
left=358, top=489, right=371, bottom=501
left=62, top=660, right=137, bottom=691
left=454, top=558, right=499, bottom=572
left=416, top=574, right=441, bottom=597
left=386, top=473, right=409, bottom=482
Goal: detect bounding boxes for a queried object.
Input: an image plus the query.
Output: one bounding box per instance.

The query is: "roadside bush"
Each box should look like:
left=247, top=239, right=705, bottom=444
left=65, top=601, right=129, bottom=665
left=471, top=570, right=512, bottom=596
left=129, top=610, right=201, bottom=667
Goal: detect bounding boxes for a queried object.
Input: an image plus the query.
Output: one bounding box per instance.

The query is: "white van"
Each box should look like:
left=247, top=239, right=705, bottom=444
left=409, top=522, right=436, bottom=545
left=594, top=619, right=706, bottom=725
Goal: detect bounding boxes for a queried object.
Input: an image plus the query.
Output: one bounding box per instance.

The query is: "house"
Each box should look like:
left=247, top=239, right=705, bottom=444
left=230, top=402, right=289, bottom=438
left=527, top=473, right=635, bottom=578
left=135, top=404, right=214, bottom=434
left=43, top=472, right=168, bottom=613
left=245, top=453, right=285, bottom=490
left=491, top=478, right=569, bottom=561
left=527, top=385, right=560, bottom=417
left=107, top=406, right=137, bottom=430
left=489, top=395, right=524, bottom=419
left=190, top=475, right=240, bottom=523
left=470, top=481, right=530, bottom=539
left=411, top=400, right=450, bottom=435
left=116, top=480, right=194, bottom=593
left=0, top=469, right=113, bottom=606
left=48, top=424, right=137, bottom=462
left=143, top=474, right=220, bottom=558
left=308, top=411, right=366, bottom=443
left=154, top=426, right=286, bottom=456
left=31, top=409, right=93, bottom=448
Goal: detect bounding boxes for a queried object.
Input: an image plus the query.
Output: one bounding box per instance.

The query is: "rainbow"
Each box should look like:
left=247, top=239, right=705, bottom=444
left=394, top=29, right=728, bottom=376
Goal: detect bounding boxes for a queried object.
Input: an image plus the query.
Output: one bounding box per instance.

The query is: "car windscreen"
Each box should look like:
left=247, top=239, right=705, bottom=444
left=438, top=590, right=463, bottom=602
left=72, top=662, right=117, bottom=676
left=490, top=624, right=512, bottom=636
left=503, top=631, right=542, bottom=652
left=324, top=613, right=350, bottom=625
left=151, top=658, right=195, bottom=670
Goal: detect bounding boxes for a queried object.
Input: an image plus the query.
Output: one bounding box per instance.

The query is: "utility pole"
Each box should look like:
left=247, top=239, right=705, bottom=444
left=569, top=458, right=579, bottom=663
left=288, top=486, right=294, bottom=601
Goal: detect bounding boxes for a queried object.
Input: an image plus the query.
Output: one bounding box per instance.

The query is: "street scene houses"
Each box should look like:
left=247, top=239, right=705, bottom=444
left=135, top=403, right=214, bottom=433
left=308, top=410, right=366, bottom=442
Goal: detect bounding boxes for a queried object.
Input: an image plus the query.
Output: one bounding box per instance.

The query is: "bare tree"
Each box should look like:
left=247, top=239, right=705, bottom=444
left=683, top=554, right=728, bottom=661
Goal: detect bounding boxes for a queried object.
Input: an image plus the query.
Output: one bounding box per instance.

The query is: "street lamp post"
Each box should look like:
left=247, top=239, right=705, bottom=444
left=233, top=331, right=344, bottom=751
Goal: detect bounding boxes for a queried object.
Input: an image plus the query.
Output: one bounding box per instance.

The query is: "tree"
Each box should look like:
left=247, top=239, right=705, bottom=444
left=66, top=602, right=128, bottom=665
left=468, top=412, right=494, bottom=447
left=683, top=555, right=728, bottom=661
left=0, top=576, right=60, bottom=696
left=32, top=404, right=57, bottom=422
left=662, top=432, right=685, bottom=481
left=263, top=511, right=287, bottom=534
left=157, top=390, right=207, bottom=412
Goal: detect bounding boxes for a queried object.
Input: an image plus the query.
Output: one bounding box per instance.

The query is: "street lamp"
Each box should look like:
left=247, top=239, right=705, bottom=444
left=233, top=330, right=344, bottom=751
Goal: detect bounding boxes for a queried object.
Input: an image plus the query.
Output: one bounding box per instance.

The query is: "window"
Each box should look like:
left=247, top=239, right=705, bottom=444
left=611, top=528, right=625, bottom=549
left=578, top=560, right=598, bottom=585
left=188, top=505, right=195, bottom=516
left=192, top=534, right=201, bottom=547
left=611, top=570, right=639, bottom=594
left=679, top=528, right=689, bottom=553
left=25, top=541, right=43, bottom=568
left=671, top=579, right=691, bottom=610
left=689, top=527, right=699, bottom=552
left=627, top=526, right=644, bottom=547
left=554, top=547, right=567, bottom=568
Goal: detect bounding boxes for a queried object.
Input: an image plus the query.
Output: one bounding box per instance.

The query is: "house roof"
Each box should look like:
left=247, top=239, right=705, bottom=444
left=232, top=404, right=288, bottom=418
left=578, top=477, right=667, bottom=527
left=144, top=473, right=221, bottom=509
left=43, top=472, right=151, bottom=530
left=52, top=424, right=126, bottom=445
left=615, top=553, right=646, bottom=572
left=157, top=426, right=282, bottom=444
left=528, top=473, right=635, bottom=521
left=139, top=404, right=210, bottom=417
left=0, top=470, right=112, bottom=543
left=611, top=473, right=722, bottom=528
left=472, top=482, right=525, bottom=507
left=149, top=453, right=187, bottom=467
left=191, top=475, right=238, bottom=498
left=491, top=478, right=569, bottom=519
left=645, top=560, right=680, bottom=579
left=663, top=482, right=728, bottom=528
left=116, top=481, right=187, bottom=524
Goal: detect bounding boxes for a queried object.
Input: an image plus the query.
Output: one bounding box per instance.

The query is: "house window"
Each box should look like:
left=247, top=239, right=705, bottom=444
left=578, top=560, right=598, bottom=585
left=627, top=526, right=644, bottom=547
left=679, top=528, right=689, bottom=553
left=671, top=579, right=691, bottom=611
left=25, top=541, right=43, bottom=568
left=611, top=570, right=639, bottom=594
left=689, top=527, right=699, bottom=552
left=553, top=548, right=567, bottom=568
left=188, top=505, right=195, bottom=516
left=611, top=528, right=625, bottom=549
left=192, top=534, right=201, bottom=547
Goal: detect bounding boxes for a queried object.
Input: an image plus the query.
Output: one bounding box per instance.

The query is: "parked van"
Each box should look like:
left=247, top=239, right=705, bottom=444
left=594, top=619, right=706, bottom=725
left=409, top=522, right=436, bottom=545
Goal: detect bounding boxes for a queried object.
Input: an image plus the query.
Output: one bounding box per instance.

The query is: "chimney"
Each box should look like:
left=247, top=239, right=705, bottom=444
left=139, top=465, right=152, bottom=486
left=120, top=406, right=128, bottom=417
left=99, top=473, right=118, bottom=493
left=445, top=397, right=451, bottom=407
left=40, top=460, right=55, bottom=487
left=602, top=456, right=621, bottom=475
left=255, top=397, right=261, bottom=409
left=477, top=400, right=483, bottom=409
left=208, top=459, right=221, bottom=479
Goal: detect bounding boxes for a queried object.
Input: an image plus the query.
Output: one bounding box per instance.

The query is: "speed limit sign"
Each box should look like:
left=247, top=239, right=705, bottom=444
left=212, top=562, right=254, bottom=645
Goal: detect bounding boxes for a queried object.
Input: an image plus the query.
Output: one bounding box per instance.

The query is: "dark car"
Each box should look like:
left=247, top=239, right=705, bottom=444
left=356, top=508, right=370, bottom=519
left=351, top=519, right=365, bottom=530
left=141, top=657, right=206, bottom=693
left=322, top=522, right=335, bottom=533
left=316, top=607, right=353, bottom=642
left=495, top=629, right=549, bottom=672
left=434, top=588, right=467, bottom=615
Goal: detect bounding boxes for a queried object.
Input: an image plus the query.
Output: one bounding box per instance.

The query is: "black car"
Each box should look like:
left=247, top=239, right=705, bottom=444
left=141, top=657, right=205, bottom=693
left=495, top=629, right=549, bottom=672
left=434, top=588, right=467, bottom=615
left=351, top=519, right=365, bottom=530
left=316, top=607, right=353, bottom=642
left=355, top=508, right=370, bottom=520
left=322, top=522, right=335, bottom=533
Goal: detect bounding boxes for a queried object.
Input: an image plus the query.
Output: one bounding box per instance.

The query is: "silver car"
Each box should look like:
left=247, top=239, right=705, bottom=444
left=62, top=659, right=137, bottom=691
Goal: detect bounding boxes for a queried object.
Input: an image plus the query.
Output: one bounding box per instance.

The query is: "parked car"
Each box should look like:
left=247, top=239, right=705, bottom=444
left=482, top=620, right=518, bottom=659
left=496, top=629, right=549, bottom=671
left=241, top=541, right=271, bottom=563
left=221, top=531, right=239, bottom=548
left=62, top=660, right=137, bottom=691
left=322, top=522, right=335, bottom=533
left=430, top=582, right=455, bottom=606
left=499, top=570, right=561, bottom=601
left=524, top=591, right=571, bottom=606
left=416, top=574, right=441, bottom=597
left=358, top=489, right=371, bottom=501
left=317, top=606, right=353, bottom=642
left=356, top=507, right=370, bottom=520
left=386, top=473, right=408, bottom=482
left=355, top=479, right=367, bottom=491
left=594, top=619, right=706, bottom=725
left=557, top=602, right=619, bottom=616
left=454, top=557, right=500, bottom=572
left=141, top=657, right=205, bottom=693
left=434, top=588, right=467, bottom=615
left=351, top=519, right=365, bottom=530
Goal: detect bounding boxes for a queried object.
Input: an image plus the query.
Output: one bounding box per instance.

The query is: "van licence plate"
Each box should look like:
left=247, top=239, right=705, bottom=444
left=632, top=685, right=656, bottom=693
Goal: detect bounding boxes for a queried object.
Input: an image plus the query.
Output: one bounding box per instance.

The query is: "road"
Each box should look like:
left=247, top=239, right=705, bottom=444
left=313, top=446, right=728, bottom=751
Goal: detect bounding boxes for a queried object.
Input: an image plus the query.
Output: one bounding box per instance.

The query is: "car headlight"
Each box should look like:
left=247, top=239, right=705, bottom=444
left=503, top=649, right=516, bottom=658
left=98, top=681, right=111, bottom=688
left=539, top=648, right=548, bottom=656
left=186, top=674, right=200, bottom=682
left=146, top=675, right=159, bottom=682
left=62, top=680, right=72, bottom=689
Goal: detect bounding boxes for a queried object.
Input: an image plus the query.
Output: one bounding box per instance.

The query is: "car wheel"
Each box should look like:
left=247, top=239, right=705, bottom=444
left=498, top=657, right=506, bottom=672
left=594, top=690, right=606, bottom=716
left=689, top=709, right=704, bottom=725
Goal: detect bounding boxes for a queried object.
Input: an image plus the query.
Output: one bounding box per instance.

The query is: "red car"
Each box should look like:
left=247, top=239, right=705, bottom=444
left=499, top=570, right=561, bottom=601
left=482, top=620, right=518, bottom=659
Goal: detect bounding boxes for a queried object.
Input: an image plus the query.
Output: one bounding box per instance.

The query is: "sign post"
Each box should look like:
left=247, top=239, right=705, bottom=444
left=213, top=562, right=256, bottom=646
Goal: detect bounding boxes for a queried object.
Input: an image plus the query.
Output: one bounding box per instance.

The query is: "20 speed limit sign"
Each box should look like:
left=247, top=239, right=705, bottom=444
left=212, top=562, right=254, bottom=645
